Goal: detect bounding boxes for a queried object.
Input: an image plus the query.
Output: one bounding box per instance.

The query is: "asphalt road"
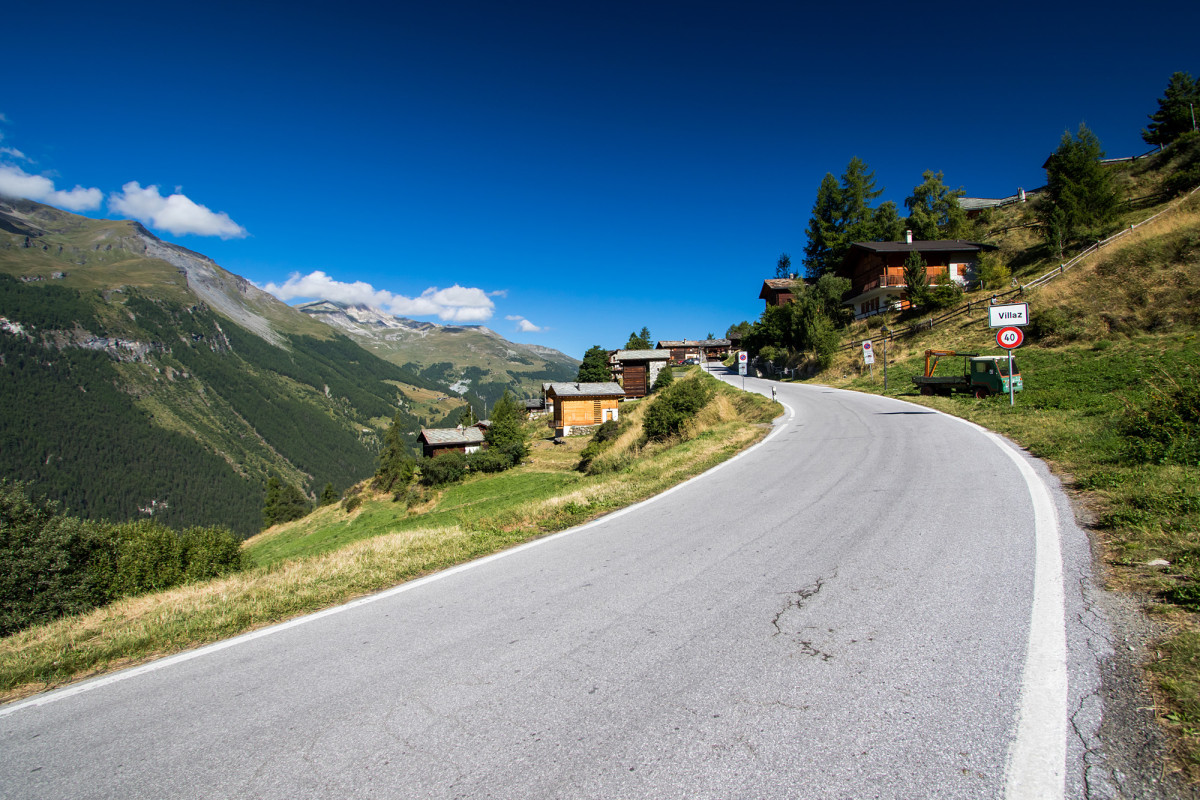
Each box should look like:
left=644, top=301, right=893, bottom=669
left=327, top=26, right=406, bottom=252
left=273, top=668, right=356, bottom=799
left=2, top=372, right=1116, bottom=799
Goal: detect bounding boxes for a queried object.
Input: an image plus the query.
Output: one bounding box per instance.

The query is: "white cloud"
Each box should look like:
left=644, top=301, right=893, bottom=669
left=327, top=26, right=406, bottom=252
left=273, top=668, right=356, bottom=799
left=505, top=314, right=543, bottom=333
left=108, top=181, right=248, bottom=239
left=0, top=164, right=103, bottom=211
left=263, top=271, right=496, bottom=323
left=0, top=147, right=27, bottom=161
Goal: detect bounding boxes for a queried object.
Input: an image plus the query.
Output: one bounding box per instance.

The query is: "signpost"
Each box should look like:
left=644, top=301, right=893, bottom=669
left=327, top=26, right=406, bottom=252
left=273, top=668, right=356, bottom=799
left=989, top=302, right=1029, bottom=407
left=737, top=350, right=747, bottom=388
left=996, top=326, right=1023, bottom=406
left=861, top=340, right=874, bottom=378
left=988, top=302, right=1030, bottom=328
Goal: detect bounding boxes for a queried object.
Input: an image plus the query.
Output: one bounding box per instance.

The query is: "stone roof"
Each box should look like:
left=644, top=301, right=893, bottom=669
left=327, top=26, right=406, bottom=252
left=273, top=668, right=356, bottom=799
left=761, top=278, right=798, bottom=290
left=654, top=340, right=730, bottom=348
left=545, top=381, right=625, bottom=398
left=418, top=426, right=486, bottom=446
left=615, top=349, right=670, bottom=360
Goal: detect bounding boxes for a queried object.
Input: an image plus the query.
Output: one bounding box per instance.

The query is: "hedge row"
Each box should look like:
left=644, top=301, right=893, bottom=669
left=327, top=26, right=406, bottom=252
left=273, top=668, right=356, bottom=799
left=1, top=482, right=246, bottom=636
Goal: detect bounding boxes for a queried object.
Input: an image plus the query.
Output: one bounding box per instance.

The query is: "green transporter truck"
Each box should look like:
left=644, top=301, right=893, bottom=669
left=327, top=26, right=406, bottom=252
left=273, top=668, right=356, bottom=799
left=911, top=349, right=1023, bottom=398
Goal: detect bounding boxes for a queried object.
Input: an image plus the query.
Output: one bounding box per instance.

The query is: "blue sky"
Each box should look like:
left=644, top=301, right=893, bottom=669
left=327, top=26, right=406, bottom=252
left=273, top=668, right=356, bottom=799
left=2, top=0, right=1196, bottom=359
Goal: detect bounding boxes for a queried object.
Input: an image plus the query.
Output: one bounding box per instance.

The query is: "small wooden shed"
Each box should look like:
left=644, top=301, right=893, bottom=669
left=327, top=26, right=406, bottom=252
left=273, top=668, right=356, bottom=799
left=545, top=382, right=625, bottom=437
left=611, top=349, right=670, bottom=398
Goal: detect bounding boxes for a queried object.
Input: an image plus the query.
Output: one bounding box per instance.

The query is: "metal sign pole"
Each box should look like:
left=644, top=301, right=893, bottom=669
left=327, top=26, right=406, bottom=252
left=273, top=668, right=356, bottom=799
left=1009, top=350, right=1015, bottom=407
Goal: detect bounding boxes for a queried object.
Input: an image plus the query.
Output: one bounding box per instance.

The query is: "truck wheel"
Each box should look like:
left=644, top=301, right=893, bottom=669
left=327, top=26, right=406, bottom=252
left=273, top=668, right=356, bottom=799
left=974, top=386, right=990, bottom=398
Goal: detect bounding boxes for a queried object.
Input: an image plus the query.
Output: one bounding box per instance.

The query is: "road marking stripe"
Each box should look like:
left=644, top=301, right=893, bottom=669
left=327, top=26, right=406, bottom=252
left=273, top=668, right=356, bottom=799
left=915, top=405, right=1067, bottom=799
left=1, top=388, right=795, bottom=718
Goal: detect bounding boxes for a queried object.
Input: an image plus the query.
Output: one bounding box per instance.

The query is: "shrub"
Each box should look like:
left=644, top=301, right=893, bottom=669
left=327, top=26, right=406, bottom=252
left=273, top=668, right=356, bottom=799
left=419, top=452, right=468, bottom=486
left=100, top=520, right=185, bottom=599
left=468, top=448, right=513, bottom=474
left=642, top=377, right=716, bottom=443
left=179, top=526, right=246, bottom=581
left=577, top=420, right=623, bottom=472
left=652, top=366, right=674, bottom=392
left=0, top=482, right=109, bottom=636
left=925, top=275, right=963, bottom=310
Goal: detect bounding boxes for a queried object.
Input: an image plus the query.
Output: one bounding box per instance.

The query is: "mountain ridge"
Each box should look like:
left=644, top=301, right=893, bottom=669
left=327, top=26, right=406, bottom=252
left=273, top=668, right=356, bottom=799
left=0, top=196, right=573, bottom=533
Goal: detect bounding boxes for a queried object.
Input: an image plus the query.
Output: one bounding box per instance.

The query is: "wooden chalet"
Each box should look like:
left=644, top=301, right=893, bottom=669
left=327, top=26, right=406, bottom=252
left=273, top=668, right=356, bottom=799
left=417, top=423, right=487, bottom=459
left=545, top=382, right=625, bottom=437
left=610, top=349, right=669, bottom=398
left=655, top=340, right=696, bottom=364
left=835, top=235, right=998, bottom=319
left=655, top=339, right=731, bottom=364
left=759, top=278, right=799, bottom=309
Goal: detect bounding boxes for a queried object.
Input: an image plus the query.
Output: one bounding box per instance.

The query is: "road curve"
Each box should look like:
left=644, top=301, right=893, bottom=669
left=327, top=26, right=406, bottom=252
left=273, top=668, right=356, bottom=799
left=1, top=372, right=1111, bottom=799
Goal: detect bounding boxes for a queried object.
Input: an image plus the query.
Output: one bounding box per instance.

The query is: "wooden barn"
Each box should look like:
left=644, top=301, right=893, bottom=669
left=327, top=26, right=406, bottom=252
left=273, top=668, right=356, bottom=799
left=545, top=382, right=625, bottom=437
left=417, top=424, right=487, bottom=459
left=611, top=349, right=670, bottom=398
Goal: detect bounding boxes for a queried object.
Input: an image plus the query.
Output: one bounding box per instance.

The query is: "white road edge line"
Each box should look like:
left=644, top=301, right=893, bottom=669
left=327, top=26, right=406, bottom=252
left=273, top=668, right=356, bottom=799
left=919, top=404, right=1067, bottom=799
left=1, top=388, right=795, bottom=718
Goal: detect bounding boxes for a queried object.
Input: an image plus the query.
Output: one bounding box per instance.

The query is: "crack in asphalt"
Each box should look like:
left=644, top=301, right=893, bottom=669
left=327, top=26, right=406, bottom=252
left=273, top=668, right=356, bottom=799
left=771, top=573, right=838, bottom=660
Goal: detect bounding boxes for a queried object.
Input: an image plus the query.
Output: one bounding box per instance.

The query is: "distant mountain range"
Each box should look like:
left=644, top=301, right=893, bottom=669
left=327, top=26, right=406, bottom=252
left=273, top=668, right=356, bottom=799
left=297, top=300, right=578, bottom=407
left=0, top=196, right=577, bottom=535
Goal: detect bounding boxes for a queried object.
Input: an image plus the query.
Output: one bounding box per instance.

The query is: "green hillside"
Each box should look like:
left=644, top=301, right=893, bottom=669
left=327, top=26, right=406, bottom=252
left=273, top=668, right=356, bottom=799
left=0, top=198, right=448, bottom=536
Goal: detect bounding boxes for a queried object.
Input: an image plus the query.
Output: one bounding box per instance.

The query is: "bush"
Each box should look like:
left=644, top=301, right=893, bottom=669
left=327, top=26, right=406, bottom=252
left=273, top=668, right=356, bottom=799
left=179, top=526, right=246, bottom=581
left=419, top=452, right=468, bottom=486
left=467, top=448, right=513, bottom=474
left=652, top=366, right=674, bottom=392
left=0, top=482, right=109, bottom=636
left=99, top=520, right=186, bottom=599
left=642, top=377, right=716, bottom=443
left=577, top=420, right=623, bottom=472
left=0, top=482, right=248, bottom=635
left=925, top=275, right=963, bottom=310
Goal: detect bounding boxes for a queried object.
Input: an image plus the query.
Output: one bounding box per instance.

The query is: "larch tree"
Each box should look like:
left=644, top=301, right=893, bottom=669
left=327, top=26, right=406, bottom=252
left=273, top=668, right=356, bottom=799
left=904, top=170, right=967, bottom=240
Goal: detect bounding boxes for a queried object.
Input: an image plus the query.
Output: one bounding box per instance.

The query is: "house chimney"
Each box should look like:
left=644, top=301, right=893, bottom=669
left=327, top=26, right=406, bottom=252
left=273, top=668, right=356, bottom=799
left=1018, top=187, right=1026, bottom=203
left=905, top=229, right=913, bottom=244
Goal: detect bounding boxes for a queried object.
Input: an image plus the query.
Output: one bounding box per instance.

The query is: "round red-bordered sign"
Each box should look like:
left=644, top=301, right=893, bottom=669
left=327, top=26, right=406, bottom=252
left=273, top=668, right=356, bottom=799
left=997, top=326, right=1024, bottom=349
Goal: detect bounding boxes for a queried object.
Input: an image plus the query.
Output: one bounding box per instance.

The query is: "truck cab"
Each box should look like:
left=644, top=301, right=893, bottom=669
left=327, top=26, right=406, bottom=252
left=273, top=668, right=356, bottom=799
left=969, top=356, right=1022, bottom=396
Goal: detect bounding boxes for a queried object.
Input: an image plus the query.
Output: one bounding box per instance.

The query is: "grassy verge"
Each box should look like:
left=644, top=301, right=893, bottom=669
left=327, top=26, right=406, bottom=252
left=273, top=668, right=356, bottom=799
left=0, top=371, right=779, bottom=703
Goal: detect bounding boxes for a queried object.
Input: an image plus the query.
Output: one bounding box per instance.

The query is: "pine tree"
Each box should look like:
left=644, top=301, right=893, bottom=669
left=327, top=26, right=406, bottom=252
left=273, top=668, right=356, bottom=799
left=905, top=170, right=966, bottom=240
left=577, top=346, right=611, bottom=382
left=1040, top=124, right=1120, bottom=249
left=624, top=327, right=652, bottom=350
left=803, top=159, right=894, bottom=279
left=319, top=483, right=339, bottom=506
left=262, top=477, right=310, bottom=528
left=802, top=173, right=843, bottom=278
left=1143, top=71, right=1200, bottom=147
left=774, top=253, right=793, bottom=278
left=484, top=390, right=528, bottom=465
left=840, top=157, right=885, bottom=244
left=872, top=201, right=906, bottom=243
left=373, top=410, right=416, bottom=492
left=902, top=250, right=929, bottom=311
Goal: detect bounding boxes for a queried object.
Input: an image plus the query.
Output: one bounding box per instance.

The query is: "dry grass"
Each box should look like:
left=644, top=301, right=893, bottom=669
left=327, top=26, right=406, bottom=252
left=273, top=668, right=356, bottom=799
left=0, top=373, right=779, bottom=701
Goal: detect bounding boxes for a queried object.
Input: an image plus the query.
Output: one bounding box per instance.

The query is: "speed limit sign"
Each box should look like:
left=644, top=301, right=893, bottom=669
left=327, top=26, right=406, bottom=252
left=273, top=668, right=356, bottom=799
left=997, top=326, right=1024, bottom=349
